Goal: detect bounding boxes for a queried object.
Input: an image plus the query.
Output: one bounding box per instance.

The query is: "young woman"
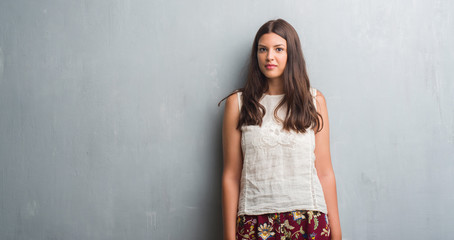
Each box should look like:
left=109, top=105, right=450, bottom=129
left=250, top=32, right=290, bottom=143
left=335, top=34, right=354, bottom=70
left=219, top=19, right=341, bottom=240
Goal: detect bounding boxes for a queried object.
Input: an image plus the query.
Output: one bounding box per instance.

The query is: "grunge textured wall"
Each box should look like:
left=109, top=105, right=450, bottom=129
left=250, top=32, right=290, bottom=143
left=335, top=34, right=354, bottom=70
left=1, top=0, right=453, bottom=239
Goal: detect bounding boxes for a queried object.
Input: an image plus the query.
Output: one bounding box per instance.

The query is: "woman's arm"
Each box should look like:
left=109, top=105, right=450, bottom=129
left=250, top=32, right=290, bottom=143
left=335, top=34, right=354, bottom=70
left=222, top=93, right=243, bottom=240
left=314, top=90, right=342, bottom=240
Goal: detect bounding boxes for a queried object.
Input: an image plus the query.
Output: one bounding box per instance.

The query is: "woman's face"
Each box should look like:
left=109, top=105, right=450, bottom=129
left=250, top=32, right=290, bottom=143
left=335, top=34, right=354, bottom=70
left=257, top=32, right=288, bottom=82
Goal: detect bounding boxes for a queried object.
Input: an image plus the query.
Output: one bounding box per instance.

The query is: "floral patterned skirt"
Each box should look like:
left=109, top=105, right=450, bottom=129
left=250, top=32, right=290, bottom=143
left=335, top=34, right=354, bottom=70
left=236, top=210, right=330, bottom=240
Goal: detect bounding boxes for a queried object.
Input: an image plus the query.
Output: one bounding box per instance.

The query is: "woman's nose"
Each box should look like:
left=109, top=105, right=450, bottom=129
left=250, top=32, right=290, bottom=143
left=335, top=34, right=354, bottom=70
left=266, top=51, right=274, bottom=60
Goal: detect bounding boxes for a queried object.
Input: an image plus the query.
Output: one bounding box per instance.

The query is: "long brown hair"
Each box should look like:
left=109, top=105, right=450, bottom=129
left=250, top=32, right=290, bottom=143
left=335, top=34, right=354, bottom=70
left=218, top=19, right=323, bottom=134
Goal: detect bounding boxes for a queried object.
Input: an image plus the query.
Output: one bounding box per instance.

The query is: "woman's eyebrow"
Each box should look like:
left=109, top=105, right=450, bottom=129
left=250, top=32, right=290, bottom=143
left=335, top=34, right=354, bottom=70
left=258, top=44, right=286, bottom=47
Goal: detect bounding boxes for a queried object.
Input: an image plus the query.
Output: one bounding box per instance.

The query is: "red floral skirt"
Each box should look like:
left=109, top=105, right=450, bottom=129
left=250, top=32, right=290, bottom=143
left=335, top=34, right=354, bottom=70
left=236, top=210, right=330, bottom=240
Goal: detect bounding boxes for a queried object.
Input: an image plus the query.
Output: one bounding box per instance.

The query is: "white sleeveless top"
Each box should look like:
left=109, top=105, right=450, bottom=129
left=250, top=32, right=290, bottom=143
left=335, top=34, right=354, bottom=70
left=237, top=87, right=328, bottom=216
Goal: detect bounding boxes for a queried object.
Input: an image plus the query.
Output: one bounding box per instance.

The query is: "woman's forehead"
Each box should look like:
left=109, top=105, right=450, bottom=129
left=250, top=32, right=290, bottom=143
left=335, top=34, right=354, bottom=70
left=258, top=33, right=287, bottom=46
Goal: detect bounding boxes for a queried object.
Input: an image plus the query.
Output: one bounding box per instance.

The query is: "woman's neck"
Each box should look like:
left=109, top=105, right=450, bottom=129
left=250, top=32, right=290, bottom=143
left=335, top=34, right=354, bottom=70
left=266, top=78, right=284, bottom=95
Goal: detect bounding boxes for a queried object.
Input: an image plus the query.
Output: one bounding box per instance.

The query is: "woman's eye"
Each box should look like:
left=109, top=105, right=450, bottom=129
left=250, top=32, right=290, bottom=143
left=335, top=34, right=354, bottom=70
left=258, top=48, right=267, bottom=52
left=276, top=48, right=284, bottom=52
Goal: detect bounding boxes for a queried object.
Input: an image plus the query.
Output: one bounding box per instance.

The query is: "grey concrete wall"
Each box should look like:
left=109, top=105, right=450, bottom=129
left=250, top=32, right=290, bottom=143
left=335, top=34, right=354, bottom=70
left=1, top=0, right=453, bottom=239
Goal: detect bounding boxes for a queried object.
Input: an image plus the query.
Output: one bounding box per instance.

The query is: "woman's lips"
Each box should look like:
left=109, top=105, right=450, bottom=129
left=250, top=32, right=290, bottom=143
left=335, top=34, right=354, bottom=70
left=265, top=64, right=277, bottom=70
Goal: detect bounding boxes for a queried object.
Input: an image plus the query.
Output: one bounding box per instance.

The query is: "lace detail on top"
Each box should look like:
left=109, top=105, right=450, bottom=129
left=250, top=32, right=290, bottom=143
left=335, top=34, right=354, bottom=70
left=236, top=87, right=328, bottom=216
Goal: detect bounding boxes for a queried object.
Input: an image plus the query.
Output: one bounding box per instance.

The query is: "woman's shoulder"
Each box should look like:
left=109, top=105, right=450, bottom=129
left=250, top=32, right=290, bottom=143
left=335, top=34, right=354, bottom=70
left=310, top=87, right=324, bottom=99
left=310, top=87, right=327, bottom=112
left=312, top=89, right=328, bottom=114
left=309, top=87, right=321, bottom=96
left=225, top=92, right=238, bottom=105
left=225, top=90, right=242, bottom=113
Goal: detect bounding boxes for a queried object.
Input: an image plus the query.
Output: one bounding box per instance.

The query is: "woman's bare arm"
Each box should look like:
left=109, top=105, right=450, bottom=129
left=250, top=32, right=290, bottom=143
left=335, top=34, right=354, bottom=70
left=222, top=93, right=243, bottom=240
left=314, top=90, right=342, bottom=240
